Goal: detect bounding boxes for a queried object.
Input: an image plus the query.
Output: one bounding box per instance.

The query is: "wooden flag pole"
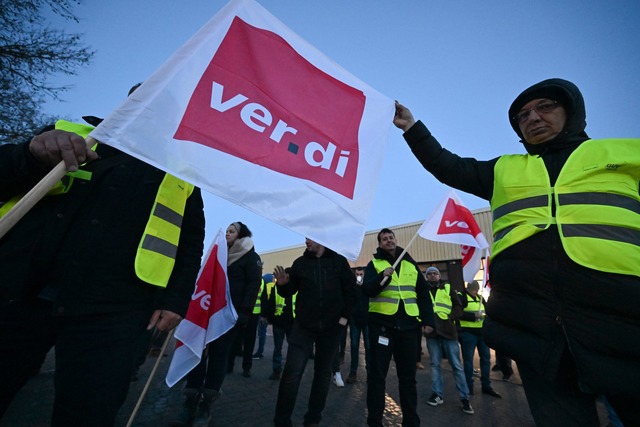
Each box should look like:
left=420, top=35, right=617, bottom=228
left=126, top=329, right=175, bottom=427
left=0, top=137, right=97, bottom=240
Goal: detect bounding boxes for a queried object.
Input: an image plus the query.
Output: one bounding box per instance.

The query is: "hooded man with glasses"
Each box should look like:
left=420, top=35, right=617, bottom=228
left=393, top=78, right=639, bottom=426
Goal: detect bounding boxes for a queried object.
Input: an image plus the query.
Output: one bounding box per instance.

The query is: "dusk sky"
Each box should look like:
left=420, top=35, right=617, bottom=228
left=42, top=0, right=640, bottom=256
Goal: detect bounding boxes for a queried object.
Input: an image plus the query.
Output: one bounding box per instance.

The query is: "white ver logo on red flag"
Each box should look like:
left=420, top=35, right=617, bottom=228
left=166, top=229, right=236, bottom=387
left=89, top=0, right=393, bottom=260
left=174, top=16, right=363, bottom=199
left=418, top=190, right=489, bottom=282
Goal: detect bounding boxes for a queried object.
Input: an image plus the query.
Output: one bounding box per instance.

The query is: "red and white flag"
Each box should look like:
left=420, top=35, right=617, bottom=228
left=417, top=190, right=489, bottom=282
left=89, top=0, right=393, bottom=260
left=166, top=229, right=236, bottom=387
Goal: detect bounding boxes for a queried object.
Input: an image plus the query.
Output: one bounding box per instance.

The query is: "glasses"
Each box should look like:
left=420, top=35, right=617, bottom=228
left=513, top=100, right=559, bottom=124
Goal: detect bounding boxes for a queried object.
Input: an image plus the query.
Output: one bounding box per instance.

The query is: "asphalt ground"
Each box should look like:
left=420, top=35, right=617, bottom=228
left=1, top=325, right=609, bottom=426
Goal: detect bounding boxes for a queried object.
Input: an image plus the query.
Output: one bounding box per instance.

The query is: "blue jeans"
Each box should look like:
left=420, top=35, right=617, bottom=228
left=459, top=331, right=492, bottom=391
left=274, top=321, right=344, bottom=427
left=349, top=322, right=369, bottom=375
left=272, top=323, right=291, bottom=372
left=256, top=318, right=267, bottom=354
left=426, top=336, right=469, bottom=399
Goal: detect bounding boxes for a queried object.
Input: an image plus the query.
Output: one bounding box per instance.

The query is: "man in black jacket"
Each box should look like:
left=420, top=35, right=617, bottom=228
left=394, top=78, right=640, bottom=425
left=363, top=228, right=433, bottom=427
left=0, top=112, right=205, bottom=425
left=272, top=238, right=355, bottom=427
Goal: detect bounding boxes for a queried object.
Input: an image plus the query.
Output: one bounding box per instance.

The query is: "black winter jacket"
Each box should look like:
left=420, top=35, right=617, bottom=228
left=0, top=125, right=205, bottom=317
left=403, top=79, right=640, bottom=397
left=277, top=247, right=355, bottom=333
left=227, top=248, right=262, bottom=326
left=350, top=284, right=369, bottom=328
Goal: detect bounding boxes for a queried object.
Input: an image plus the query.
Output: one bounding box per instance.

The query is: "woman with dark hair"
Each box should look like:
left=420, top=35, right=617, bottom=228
left=171, top=222, right=263, bottom=427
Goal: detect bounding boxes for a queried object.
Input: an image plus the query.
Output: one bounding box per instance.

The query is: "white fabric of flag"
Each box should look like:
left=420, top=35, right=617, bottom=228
left=418, top=190, right=489, bottom=282
left=166, top=229, right=236, bottom=387
left=89, top=0, right=393, bottom=260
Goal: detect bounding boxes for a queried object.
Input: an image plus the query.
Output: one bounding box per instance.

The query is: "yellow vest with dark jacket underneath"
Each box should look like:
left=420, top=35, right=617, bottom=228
left=459, top=293, right=484, bottom=328
left=274, top=288, right=296, bottom=318
left=370, top=258, right=419, bottom=316
left=491, top=138, right=640, bottom=277
left=429, top=283, right=452, bottom=320
left=0, top=120, right=195, bottom=288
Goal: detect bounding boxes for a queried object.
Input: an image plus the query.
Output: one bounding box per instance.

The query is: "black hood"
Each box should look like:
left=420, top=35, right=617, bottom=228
left=508, top=78, right=589, bottom=154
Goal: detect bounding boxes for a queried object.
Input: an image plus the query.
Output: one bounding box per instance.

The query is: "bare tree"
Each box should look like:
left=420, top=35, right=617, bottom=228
left=0, top=0, right=94, bottom=144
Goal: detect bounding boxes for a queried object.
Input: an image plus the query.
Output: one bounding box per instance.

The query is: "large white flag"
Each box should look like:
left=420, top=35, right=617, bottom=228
left=166, top=229, right=236, bottom=387
left=89, top=0, right=393, bottom=260
left=418, top=190, right=489, bottom=282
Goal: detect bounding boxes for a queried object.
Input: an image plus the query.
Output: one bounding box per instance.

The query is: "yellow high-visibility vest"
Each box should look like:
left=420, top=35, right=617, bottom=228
left=369, top=258, right=419, bottom=316
left=491, top=138, right=640, bottom=277
left=134, top=172, right=194, bottom=287
left=253, top=279, right=265, bottom=314
left=274, top=287, right=296, bottom=318
left=459, top=293, right=484, bottom=328
left=429, top=284, right=452, bottom=320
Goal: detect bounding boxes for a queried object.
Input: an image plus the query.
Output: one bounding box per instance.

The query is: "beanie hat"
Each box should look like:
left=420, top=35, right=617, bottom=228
left=425, top=267, right=440, bottom=275
left=467, top=281, right=480, bottom=292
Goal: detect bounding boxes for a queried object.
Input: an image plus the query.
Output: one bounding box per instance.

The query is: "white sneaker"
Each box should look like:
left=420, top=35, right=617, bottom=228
left=332, top=372, right=345, bottom=387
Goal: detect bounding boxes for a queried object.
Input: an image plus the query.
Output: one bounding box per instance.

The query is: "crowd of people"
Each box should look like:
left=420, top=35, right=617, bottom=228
left=1, top=76, right=637, bottom=427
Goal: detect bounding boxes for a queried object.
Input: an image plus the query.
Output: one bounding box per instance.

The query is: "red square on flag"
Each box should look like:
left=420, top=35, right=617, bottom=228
left=437, top=198, right=482, bottom=236
left=175, top=16, right=365, bottom=199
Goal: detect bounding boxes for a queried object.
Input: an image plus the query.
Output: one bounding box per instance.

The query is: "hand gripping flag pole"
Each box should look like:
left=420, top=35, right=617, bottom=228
left=0, top=136, right=98, bottom=240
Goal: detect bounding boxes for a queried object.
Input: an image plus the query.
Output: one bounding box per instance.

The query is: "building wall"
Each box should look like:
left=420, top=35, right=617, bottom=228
left=259, top=207, right=492, bottom=291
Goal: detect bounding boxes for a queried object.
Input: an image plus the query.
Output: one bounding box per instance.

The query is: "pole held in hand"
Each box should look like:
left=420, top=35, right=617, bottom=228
left=0, top=137, right=98, bottom=240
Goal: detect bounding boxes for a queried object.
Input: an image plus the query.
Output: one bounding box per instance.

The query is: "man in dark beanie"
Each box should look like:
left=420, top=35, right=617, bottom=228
left=393, top=78, right=639, bottom=426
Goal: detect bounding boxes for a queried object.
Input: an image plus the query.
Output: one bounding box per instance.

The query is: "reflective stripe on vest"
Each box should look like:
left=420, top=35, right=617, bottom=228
left=491, top=139, right=640, bottom=277
left=429, top=284, right=452, bottom=320
left=459, top=293, right=484, bottom=328
left=135, top=173, right=194, bottom=287
left=369, top=258, right=419, bottom=316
